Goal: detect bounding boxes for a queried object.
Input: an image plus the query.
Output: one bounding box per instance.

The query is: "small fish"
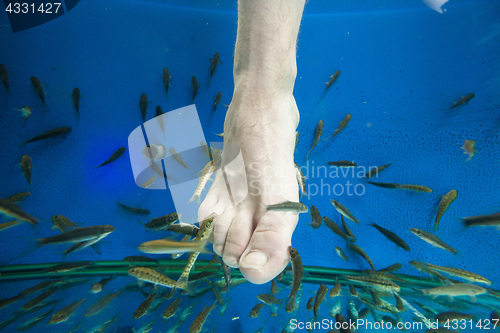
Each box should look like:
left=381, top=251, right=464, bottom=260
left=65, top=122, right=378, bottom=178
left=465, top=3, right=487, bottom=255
left=325, top=70, right=341, bottom=91
left=285, top=246, right=303, bottom=313
left=329, top=279, right=341, bottom=298
left=140, top=175, right=157, bottom=189
left=0, top=197, right=39, bottom=225
left=21, top=155, right=32, bottom=187
left=17, top=306, right=55, bottom=331
left=85, top=290, right=120, bottom=316
left=461, top=140, right=476, bottom=160
left=410, top=260, right=448, bottom=280
left=449, top=93, right=474, bottom=109
left=271, top=279, right=278, bottom=295
left=140, top=93, right=148, bottom=122
left=96, top=147, right=126, bottom=168
left=192, top=76, right=199, bottom=100
left=249, top=302, right=265, bottom=318
left=188, top=159, right=216, bottom=204
left=309, top=205, right=322, bottom=229
left=348, top=243, right=375, bottom=270
left=155, top=106, right=165, bottom=133
left=398, top=184, right=433, bottom=193
left=323, top=114, right=351, bottom=140
left=51, top=215, right=78, bottom=232
left=14, top=105, right=33, bottom=121
left=123, top=255, right=158, bottom=264
left=189, top=301, right=216, bottom=333
left=366, top=181, right=399, bottom=189
left=331, top=200, right=359, bottom=223
left=30, top=76, right=46, bottom=106
left=175, top=213, right=217, bottom=292
left=328, top=160, right=357, bottom=167
left=215, top=132, right=224, bottom=138
left=128, top=267, right=177, bottom=288
left=22, top=288, right=58, bottom=311
left=138, top=238, right=211, bottom=255
left=0, top=64, right=9, bottom=92
left=133, top=292, right=157, bottom=319
left=169, top=147, right=190, bottom=169
left=48, top=298, right=86, bottom=324
left=45, top=262, right=92, bottom=273
left=378, top=263, right=402, bottom=273
left=0, top=294, right=24, bottom=309
left=462, top=212, right=500, bottom=228
left=167, top=223, right=200, bottom=237
left=163, top=68, right=171, bottom=97
left=163, top=297, right=182, bottom=319
left=422, top=262, right=491, bottom=285
left=434, top=190, right=458, bottom=231
left=266, top=201, right=308, bottom=213
left=221, top=260, right=231, bottom=289
left=358, top=307, right=370, bottom=319
left=18, top=280, right=62, bottom=296
left=330, top=297, right=342, bottom=318
left=72, top=88, right=80, bottom=115
left=118, top=202, right=150, bottom=215
left=349, top=300, right=360, bottom=320
left=435, top=311, right=475, bottom=322
left=0, top=220, right=25, bottom=232
left=214, top=92, right=222, bottom=111
left=370, top=223, right=410, bottom=251
left=306, top=119, right=323, bottom=159
left=367, top=181, right=433, bottom=192
left=346, top=275, right=400, bottom=293
left=257, top=294, right=280, bottom=305
left=341, top=216, right=356, bottom=242
left=5, top=191, right=31, bottom=203
left=39, top=225, right=115, bottom=246
left=394, top=293, right=404, bottom=312
left=420, top=283, right=486, bottom=302
left=24, top=126, right=72, bottom=144
left=363, top=162, right=393, bottom=179
left=90, top=276, right=114, bottom=293
left=323, top=217, right=350, bottom=241
left=335, top=314, right=352, bottom=333
left=210, top=53, right=221, bottom=78
left=410, top=228, right=458, bottom=254
left=143, top=212, right=179, bottom=231
left=348, top=284, right=358, bottom=297
left=313, top=284, right=328, bottom=317
left=294, top=163, right=307, bottom=196
left=335, top=246, right=349, bottom=261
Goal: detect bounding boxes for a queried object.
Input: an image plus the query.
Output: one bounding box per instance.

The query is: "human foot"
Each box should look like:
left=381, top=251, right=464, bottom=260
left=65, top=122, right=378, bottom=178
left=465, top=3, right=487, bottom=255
left=198, top=88, right=300, bottom=284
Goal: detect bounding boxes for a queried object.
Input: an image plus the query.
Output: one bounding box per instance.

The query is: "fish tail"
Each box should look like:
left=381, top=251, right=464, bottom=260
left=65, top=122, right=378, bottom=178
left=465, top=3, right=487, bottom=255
left=174, top=277, right=189, bottom=294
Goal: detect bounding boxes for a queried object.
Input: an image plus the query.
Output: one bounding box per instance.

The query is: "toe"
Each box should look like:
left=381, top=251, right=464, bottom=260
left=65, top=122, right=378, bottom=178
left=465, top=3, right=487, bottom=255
left=212, top=207, right=237, bottom=256
left=222, top=208, right=255, bottom=268
left=198, top=194, right=218, bottom=221
left=238, top=212, right=297, bottom=284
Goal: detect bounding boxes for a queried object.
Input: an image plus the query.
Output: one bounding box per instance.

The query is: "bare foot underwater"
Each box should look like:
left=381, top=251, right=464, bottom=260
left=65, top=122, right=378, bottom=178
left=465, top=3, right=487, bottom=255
left=198, top=0, right=306, bottom=284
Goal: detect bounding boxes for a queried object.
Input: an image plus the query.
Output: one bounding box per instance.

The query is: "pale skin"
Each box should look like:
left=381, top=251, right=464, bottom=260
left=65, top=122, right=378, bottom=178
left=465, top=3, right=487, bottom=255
left=198, top=0, right=306, bottom=284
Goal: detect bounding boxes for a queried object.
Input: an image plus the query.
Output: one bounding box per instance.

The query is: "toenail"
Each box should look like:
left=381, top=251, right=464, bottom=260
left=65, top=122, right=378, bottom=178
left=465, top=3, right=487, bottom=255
left=213, top=245, right=223, bottom=255
left=223, top=256, right=238, bottom=266
left=239, top=251, right=268, bottom=270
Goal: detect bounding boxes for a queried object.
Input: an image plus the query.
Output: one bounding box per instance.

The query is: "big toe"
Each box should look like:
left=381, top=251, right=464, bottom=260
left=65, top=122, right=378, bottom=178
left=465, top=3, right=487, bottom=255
left=238, top=212, right=297, bottom=284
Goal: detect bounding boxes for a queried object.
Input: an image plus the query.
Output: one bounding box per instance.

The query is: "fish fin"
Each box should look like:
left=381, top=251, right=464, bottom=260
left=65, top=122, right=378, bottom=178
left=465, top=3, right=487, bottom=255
left=90, top=243, right=102, bottom=255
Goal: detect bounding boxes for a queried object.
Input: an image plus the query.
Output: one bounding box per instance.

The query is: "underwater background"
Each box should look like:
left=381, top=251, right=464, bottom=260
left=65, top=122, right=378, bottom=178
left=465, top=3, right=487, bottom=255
left=0, top=0, right=499, bottom=332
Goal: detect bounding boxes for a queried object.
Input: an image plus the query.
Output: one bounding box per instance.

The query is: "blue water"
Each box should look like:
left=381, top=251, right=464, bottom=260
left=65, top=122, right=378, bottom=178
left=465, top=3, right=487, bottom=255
left=0, top=0, right=499, bottom=332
